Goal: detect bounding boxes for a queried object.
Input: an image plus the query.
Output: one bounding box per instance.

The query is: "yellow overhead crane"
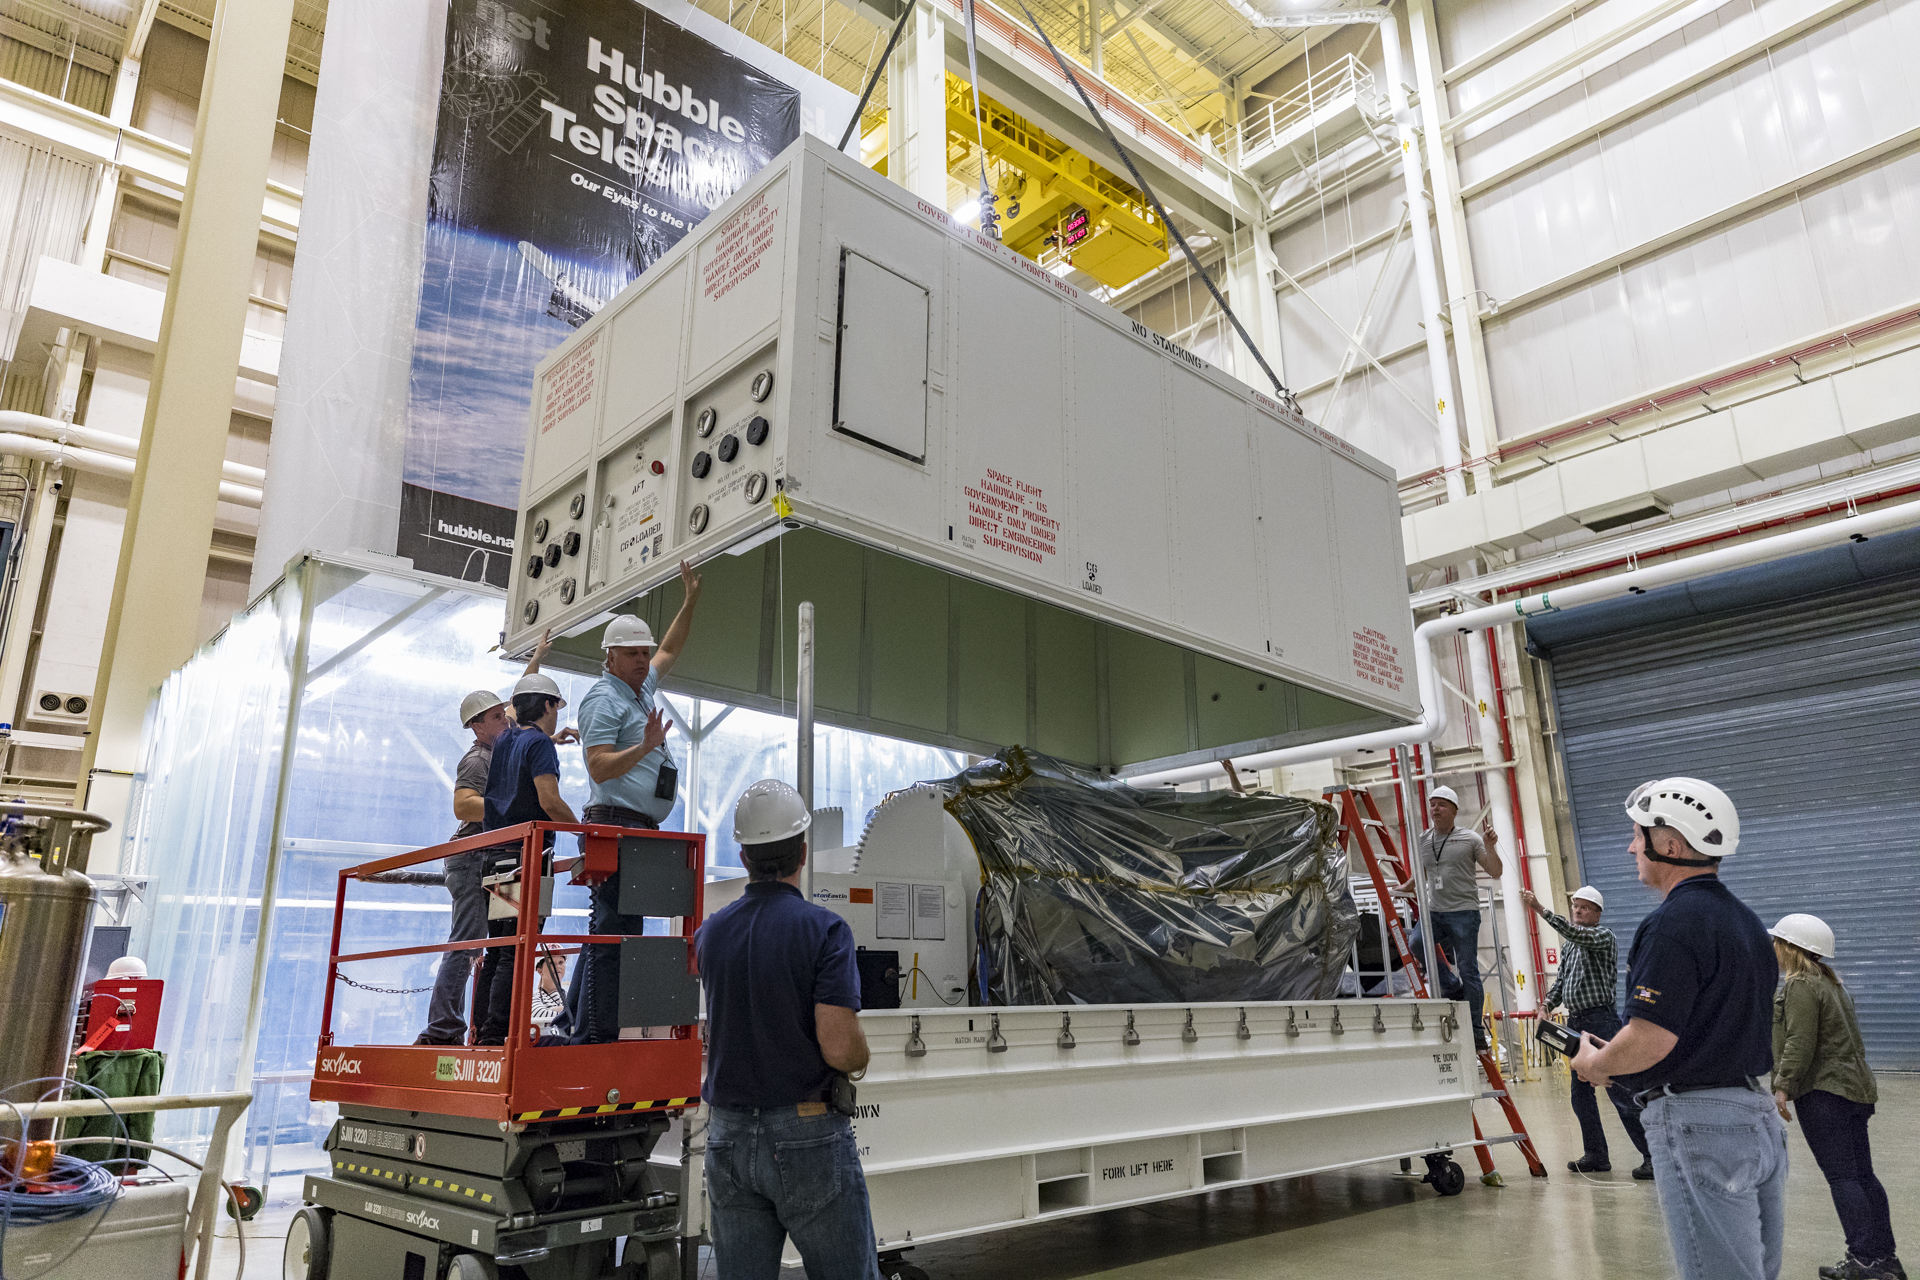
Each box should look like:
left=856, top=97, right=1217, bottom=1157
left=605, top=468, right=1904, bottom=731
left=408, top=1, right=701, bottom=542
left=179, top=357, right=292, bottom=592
left=945, top=75, right=1169, bottom=289
left=864, top=78, right=1170, bottom=290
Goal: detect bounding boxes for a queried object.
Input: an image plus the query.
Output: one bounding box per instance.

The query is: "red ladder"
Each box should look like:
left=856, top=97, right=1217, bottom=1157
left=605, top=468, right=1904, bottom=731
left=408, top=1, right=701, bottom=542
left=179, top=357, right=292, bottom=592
left=1327, top=785, right=1547, bottom=1182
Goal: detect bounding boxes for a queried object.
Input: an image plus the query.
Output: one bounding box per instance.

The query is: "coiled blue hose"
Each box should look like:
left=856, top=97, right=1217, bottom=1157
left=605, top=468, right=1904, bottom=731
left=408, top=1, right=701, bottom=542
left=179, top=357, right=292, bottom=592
left=0, top=1152, right=120, bottom=1224
left=0, top=1076, right=129, bottom=1279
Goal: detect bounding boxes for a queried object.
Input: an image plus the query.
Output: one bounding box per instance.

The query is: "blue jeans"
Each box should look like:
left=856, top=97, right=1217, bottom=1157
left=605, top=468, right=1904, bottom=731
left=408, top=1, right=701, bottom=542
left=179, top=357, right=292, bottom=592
left=421, top=852, right=486, bottom=1043
left=1567, top=1008, right=1648, bottom=1161
left=1411, top=910, right=1486, bottom=1048
left=705, top=1104, right=881, bottom=1280
left=1796, top=1089, right=1896, bottom=1262
left=1641, top=1087, right=1788, bottom=1280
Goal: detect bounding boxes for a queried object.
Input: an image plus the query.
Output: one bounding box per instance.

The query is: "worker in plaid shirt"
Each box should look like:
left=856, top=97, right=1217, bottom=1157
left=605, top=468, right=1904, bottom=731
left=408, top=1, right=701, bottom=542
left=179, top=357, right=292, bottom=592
left=1523, top=884, right=1654, bottom=1180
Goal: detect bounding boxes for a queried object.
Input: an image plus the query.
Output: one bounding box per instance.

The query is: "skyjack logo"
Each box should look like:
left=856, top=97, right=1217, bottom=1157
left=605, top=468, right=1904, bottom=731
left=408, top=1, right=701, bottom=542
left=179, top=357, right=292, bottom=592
left=318, top=1052, right=362, bottom=1076
left=436, top=519, right=514, bottom=549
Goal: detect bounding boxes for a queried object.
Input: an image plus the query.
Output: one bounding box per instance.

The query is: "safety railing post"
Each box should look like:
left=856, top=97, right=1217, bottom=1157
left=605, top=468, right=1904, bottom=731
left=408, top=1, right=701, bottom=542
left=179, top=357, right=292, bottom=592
left=797, top=600, right=815, bottom=902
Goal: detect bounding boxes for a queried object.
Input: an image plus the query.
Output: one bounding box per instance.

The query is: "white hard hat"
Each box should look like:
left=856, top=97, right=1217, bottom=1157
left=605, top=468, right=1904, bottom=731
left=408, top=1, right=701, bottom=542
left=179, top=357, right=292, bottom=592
left=512, top=673, right=567, bottom=709
left=733, top=779, right=811, bottom=847
left=1770, top=913, right=1835, bottom=958
left=1625, top=776, right=1740, bottom=858
left=104, top=956, right=147, bottom=979
left=1570, top=886, right=1605, bottom=910
left=460, top=689, right=505, bottom=727
left=601, top=616, right=656, bottom=650
left=1428, top=786, right=1460, bottom=808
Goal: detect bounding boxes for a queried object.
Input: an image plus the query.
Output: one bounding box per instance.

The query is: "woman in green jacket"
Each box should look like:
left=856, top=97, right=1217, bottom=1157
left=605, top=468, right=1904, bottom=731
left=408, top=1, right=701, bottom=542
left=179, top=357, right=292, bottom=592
left=1770, top=914, right=1902, bottom=1280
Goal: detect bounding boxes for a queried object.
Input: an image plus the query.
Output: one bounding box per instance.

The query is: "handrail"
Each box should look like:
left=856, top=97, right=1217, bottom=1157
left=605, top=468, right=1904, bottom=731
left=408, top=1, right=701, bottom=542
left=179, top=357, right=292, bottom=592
left=4, top=1090, right=253, bottom=1280
left=1239, top=53, right=1377, bottom=157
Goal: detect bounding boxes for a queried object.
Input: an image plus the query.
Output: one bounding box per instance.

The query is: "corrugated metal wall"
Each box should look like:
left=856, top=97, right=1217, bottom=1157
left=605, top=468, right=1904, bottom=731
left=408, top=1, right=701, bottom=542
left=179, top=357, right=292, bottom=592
left=1542, top=566, right=1920, bottom=1070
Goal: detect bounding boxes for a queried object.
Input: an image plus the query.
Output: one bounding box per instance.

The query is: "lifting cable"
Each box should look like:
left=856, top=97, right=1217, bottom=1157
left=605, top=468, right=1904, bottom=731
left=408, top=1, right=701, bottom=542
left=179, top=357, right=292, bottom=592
left=960, top=0, right=999, bottom=239
left=1008, top=0, right=1295, bottom=407
left=836, top=0, right=916, bottom=152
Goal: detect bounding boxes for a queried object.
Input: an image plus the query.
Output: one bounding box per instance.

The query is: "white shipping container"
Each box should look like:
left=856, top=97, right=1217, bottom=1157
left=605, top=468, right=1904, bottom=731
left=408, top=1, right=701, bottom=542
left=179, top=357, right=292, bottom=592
left=508, top=135, right=1416, bottom=769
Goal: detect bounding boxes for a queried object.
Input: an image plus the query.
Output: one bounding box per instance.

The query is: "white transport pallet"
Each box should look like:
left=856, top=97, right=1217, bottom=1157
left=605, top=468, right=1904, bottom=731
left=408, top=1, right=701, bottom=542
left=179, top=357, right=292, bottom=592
left=507, top=134, right=1419, bottom=737
left=679, top=998, right=1478, bottom=1262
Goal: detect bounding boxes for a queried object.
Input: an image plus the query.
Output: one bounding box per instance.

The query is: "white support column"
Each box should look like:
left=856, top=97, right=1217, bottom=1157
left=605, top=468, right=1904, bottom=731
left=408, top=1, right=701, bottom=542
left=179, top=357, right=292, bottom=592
left=80, top=0, right=298, bottom=857
left=1225, top=198, right=1284, bottom=390
left=79, top=52, right=142, bottom=272
left=1089, top=0, right=1104, bottom=80
left=887, top=0, right=951, bottom=206
left=1408, top=0, right=1499, bottom=486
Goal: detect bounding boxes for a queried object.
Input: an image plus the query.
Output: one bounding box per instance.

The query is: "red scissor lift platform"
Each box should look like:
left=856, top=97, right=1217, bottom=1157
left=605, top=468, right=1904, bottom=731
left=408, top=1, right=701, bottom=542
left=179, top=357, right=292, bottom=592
left=293, top=823, right=706, bottom=1280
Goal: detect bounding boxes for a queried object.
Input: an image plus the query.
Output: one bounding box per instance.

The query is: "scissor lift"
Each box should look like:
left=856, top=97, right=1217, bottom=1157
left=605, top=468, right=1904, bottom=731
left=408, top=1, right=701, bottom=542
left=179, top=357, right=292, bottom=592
left=290, top=822, right=706, bottom=1280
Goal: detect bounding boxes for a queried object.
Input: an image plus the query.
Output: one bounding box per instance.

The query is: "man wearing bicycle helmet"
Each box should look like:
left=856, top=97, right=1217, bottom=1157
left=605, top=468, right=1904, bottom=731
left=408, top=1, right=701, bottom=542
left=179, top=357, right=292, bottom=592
left=1570, top=777, right=1783, bottom=1280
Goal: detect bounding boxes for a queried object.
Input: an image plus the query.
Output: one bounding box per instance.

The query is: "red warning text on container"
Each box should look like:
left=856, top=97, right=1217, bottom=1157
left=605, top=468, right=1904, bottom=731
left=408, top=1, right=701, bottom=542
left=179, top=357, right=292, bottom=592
left=963, top=468, right=1058, bottom=565
left=1351, top=628, right=1405, bottom=692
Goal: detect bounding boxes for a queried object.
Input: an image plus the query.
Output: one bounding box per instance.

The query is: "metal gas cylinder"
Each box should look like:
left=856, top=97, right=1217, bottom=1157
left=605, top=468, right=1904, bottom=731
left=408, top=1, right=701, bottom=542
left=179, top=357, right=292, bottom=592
left=0, top=804, right=110, bottom=1119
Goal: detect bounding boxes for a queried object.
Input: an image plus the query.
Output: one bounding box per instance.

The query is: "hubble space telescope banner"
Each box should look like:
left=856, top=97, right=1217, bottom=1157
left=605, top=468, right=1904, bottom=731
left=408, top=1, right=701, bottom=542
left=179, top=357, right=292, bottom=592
left=399, top=0, right=801, bottom=585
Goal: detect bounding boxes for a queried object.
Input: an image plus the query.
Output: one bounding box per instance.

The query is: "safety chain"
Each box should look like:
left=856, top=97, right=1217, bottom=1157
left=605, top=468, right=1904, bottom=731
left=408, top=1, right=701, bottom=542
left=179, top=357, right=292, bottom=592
left=336, top=973, right=435, bottom=996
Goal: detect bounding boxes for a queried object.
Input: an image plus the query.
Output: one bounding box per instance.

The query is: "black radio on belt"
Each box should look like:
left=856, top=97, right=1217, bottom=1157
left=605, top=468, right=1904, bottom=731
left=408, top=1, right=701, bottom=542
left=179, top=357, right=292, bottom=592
left=828, top=1072, right=858, bottom=1117
left=653, top=758, right=678, bottom=800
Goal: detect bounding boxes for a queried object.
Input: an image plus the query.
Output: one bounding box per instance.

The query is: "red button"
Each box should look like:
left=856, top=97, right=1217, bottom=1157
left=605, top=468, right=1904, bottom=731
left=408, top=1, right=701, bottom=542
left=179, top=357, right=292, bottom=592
left=650, top=460, right=665, bottom=475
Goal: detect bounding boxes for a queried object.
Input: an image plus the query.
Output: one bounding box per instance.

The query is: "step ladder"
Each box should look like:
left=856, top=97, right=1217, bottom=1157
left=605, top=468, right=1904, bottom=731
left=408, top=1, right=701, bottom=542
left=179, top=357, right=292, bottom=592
left=1326, top=785, right=1547, bottom=1184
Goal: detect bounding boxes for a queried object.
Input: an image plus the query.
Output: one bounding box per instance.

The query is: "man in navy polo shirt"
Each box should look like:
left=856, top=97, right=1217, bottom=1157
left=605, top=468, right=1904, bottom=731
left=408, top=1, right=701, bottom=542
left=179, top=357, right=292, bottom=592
left=473, top=673, right=578, bottom=1045
left=571, top=559, right=703, bottom=1044
left=696, top=779, right=879, bottom=1280
left=1572, top=777, right=1784, bottom=1280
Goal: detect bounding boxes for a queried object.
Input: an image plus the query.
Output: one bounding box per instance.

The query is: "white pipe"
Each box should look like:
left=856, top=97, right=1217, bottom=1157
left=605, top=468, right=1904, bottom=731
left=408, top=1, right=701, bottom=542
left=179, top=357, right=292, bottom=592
left=1128, top=496, right=1920, bottom=788
left=1378, top=14, right=1466, bottom=502
left=0, top=410, right=267, bottom=487
left=0, top=432, right=262, bottom=507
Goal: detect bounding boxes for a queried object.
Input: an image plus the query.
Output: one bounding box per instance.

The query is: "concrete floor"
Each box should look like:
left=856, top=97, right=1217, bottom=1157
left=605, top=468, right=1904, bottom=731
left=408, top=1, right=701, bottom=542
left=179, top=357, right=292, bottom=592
left=218, top=1070, right=1917, bottom=1278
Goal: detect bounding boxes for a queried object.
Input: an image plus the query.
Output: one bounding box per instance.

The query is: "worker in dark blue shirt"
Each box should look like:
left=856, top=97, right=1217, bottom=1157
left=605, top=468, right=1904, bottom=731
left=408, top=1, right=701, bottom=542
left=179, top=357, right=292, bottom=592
left=1572, top=777, right=1785, bottom=1280
left=473, top=673, right=577, bottom=1045
left=695, top=779, right=879, bottom=1280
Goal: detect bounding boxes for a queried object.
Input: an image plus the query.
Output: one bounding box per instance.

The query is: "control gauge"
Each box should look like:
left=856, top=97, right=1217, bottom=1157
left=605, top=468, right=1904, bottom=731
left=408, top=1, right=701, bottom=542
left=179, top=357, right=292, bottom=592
left=696, top=407, right=718, bottom=437
left=688, top=503, right=710, bottom=535
left=745, top=472, right=769, bottom=504
left=750, top=371, right=774, bottom=402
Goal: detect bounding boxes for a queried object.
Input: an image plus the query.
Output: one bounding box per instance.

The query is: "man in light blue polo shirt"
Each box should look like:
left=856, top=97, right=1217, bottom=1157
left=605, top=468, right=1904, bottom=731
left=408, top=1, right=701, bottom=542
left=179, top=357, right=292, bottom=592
left=570, top=558, right=703, bottom=1043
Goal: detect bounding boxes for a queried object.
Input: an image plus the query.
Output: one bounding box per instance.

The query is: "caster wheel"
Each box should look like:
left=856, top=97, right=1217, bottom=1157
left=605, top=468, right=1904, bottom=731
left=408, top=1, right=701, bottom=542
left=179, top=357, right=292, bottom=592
left=283, top=1206, right=331, bottom=1280
left=227, top=1182, right=265, bottom=1220
left=449, top=1254, right=498, bottom=1279
left=878, top=1259, right=929, bottom=1280
left=1426, top=1157, right=1466, bottom=1196
left=644, top=1240, right=680, bottom=1279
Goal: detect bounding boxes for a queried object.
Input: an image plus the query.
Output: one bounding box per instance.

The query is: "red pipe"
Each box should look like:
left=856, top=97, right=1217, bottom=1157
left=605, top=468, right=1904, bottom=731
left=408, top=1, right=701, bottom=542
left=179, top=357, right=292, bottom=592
left=1486, top=628, right=1547, bottom=1001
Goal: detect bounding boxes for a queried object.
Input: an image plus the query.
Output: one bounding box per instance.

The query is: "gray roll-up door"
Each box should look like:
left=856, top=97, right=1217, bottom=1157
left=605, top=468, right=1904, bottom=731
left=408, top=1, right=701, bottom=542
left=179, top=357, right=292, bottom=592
left=1529, top=532, right=1920, bottom=1070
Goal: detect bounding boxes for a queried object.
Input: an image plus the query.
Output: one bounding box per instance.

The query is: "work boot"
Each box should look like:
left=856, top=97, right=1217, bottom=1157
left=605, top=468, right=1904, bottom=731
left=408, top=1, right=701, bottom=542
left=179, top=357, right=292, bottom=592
left=1821, top=1255, right=1907, bottom=1280
left=413, top=1033, right=459, bottom=1046
left=1567, top=1155, right=1611, bottom=1173
left=1632, top=1159, right=1654, bottom=1181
